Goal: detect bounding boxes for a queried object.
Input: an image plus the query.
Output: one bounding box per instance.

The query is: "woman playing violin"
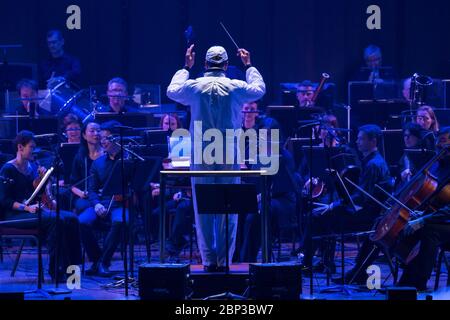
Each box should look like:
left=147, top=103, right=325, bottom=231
left=0, top=131, right=81, bottom=282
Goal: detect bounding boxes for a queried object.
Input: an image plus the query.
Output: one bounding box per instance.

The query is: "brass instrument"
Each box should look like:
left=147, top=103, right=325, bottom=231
left=310, top=73, right=330, bottom=106
left=410, top=73, right=433, bottom=107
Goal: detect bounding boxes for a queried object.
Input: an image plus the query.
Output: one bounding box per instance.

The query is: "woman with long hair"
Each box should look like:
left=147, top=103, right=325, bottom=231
left=70, top=121, right=104, bottom=214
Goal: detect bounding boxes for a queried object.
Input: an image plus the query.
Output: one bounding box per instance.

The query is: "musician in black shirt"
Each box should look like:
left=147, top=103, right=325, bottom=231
left=301, top=125, right=392, bottom=271
left=40, top=30, right=81, bottom=88
left=15, top=79, right=50, bottom=116
left=96, top=78, right=138, bottom=114
left=337, top=128, right=449, bottom=289
left=397, top=127, right=450, bottom=290
left=0, top=131, right=81, bottom=281
left=70, top=121, right=103, bottom=214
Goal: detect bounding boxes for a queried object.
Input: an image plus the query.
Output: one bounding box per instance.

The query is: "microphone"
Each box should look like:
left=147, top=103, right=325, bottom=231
left=34, top=133, right=58, bottom=139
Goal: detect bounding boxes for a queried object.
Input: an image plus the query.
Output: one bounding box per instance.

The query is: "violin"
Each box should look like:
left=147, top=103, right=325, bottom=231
left=32, top=160, right=57, bottom=211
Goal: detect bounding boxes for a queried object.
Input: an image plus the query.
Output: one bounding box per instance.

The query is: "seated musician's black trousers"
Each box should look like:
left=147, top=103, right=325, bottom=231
left=4, top=209, right=81, bottom=277
left=79, top=203, right=129, bottom=268
left=399, top=223, right=450, bottom=290
left=301, top=205, right=379, bottom=268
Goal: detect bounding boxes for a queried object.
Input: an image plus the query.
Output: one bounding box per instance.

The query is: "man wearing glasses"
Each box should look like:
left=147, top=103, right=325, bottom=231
left=97, top=78, right=137, bottom=114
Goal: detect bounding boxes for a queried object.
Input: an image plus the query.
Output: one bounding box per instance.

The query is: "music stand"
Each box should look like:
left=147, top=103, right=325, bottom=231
left=59, top=143, right=80, bottom=185
left=195, top=183, right=258, bottom=300
left=129, top=157, right=162, bottom=271
left=22, top=167, right=62, bottom=298
left=318, top=170, right=364, bottom=295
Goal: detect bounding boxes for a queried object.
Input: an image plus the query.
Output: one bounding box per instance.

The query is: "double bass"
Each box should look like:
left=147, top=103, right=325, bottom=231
left=370, top=146, right=450, bottom=264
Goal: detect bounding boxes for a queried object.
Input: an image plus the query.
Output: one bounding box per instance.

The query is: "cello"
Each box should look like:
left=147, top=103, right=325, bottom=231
left=370, top=146, right=450, bottom=264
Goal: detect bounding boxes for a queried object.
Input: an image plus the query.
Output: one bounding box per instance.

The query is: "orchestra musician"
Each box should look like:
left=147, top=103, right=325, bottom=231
left=416, top=106, right=440, bottom=133
left=70, top=121, right=104, bottom=214
left=296, top=80, right=317, bottom=107
left=353, top=45, right=397, bottom=82
left=0, top=131, right=81, bottom=282
left=301, top=125, right=392, bottom=273
left=160, top=113, right=183, bottom=132
left=416, top=106, right=440, bottom=151
left=62, top=113, right=82, bottom=144
left=398, top=122, right=428, bottom=185
left=97, top=78, right=138, bottom=114
left=317, top=114, right=340, bottom=148
left=338, top=128, right=450, bottom=290
left=40, top=30, right=81, bottom=88
left=397, top=127, right=450, bottom=290
left=15, top=79, right=49, bottom=116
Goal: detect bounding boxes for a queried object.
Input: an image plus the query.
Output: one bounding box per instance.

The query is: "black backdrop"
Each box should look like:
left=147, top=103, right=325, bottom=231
left=1, top=0, right=450, bottom=104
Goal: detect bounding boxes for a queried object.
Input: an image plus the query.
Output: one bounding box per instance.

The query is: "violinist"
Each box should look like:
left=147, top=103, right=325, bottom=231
left=318, top=114, right=340, bottom=148
left=397, top=127, right=450, bottom=290
left=0, top=131, right=81, bottom=282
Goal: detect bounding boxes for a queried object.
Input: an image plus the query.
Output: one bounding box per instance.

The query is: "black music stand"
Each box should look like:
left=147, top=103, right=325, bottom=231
left=59, top=143, right=80, bottom=185
left=129, top=157, right=162, bottom=271
left=23, top=167, right=69, bottom=297
left=195, top=183, right=258, bottom=300
left=318, top=170, right=365, bottom=295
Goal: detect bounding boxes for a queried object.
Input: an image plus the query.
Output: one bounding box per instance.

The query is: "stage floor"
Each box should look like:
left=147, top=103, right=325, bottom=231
left=0, top=242, right=448, bottom=300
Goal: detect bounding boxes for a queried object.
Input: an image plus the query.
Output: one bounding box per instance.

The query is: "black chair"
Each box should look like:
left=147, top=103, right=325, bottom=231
left=0, top=219, right=44, bottom=281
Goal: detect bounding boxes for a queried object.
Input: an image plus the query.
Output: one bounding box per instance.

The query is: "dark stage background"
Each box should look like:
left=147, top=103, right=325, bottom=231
left=1, top=0, right=450, bottom=105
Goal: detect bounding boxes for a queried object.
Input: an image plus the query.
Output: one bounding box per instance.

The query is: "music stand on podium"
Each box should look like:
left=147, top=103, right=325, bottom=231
left=195, top=183, right=258, bottom=300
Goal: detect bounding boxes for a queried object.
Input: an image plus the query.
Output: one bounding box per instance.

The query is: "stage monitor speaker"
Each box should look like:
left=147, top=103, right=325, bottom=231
left=386, top=287, right=417, bottom=300
left=139, top=264, right=190, bottom=300
left=249, top=263, right=302, bottom=300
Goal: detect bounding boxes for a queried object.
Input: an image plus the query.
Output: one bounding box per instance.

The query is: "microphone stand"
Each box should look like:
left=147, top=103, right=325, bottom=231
left=297, top=120, right=320, bottom=298
left=45, top=136, right=72, bottom=295
left=118, top=126, right=129, bottom=297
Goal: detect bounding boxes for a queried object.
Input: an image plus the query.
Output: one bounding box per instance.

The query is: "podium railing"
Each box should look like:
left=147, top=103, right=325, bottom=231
left=159, top=170, right=270, bottom=263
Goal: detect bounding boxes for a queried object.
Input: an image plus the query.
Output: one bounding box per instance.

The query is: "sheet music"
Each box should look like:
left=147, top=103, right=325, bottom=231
left=25, top=167, right=54, bottom=206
